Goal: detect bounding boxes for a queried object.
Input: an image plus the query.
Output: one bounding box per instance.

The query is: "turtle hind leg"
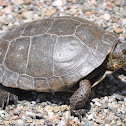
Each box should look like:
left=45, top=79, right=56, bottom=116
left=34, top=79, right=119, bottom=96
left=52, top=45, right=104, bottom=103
left=70, top=79, right=91, bottom=117
left=0, top=84, right=18, bottom=109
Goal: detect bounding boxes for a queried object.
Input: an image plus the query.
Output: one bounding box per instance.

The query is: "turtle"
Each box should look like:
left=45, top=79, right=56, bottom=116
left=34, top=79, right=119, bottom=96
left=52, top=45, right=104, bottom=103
left=0, top=16, right=126, bottom=116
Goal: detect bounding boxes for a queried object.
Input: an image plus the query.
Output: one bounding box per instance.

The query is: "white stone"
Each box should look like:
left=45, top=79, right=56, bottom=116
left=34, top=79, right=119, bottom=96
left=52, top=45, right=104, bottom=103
left=53, top=0, right=63, bottom=7
left=122, top=19, right=126, bottom=25
left=17, top=119, right=24, bottom=126
left=105, top=124, right=109, bottom=126
left=104, top=96, right=108, bottom=101
left=58, top=120, right=66, bottom=126
left=95, top=101, right=101, bottom=106
left=88, top=114, right=93, bottom=120
left=21, top=11, right=33, bottom=21
left=0, top=110, right=5, bottom=115
left=48, top=111, right=54, bottom=119
left=104, top=13, right=111, bottom=21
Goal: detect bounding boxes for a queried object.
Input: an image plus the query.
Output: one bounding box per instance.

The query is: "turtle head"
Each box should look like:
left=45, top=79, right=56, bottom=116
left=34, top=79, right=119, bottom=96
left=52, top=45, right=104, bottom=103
left=107, top=43, right=126, bottom=71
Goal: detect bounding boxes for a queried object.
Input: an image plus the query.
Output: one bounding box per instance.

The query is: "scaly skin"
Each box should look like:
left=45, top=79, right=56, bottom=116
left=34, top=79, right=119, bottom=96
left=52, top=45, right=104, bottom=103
left=70, top=79, right=91, bottom=116
left=0, top=84, right=18, bottom=109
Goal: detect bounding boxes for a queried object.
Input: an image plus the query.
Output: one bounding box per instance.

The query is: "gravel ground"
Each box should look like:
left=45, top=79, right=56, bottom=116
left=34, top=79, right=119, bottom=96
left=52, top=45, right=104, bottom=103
left=0, top=0, right=126, bottom=125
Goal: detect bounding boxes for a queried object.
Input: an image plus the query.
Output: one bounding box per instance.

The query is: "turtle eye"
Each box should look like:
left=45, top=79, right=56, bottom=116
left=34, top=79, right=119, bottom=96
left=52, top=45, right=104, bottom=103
left=122, top=49, right=126, bottom=55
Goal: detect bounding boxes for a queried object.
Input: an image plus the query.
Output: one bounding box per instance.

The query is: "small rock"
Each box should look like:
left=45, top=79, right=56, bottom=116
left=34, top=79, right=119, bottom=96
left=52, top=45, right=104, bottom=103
left=107, top=3, right=114, bottom=9
left=88, top=114, right=93, bottom=120
left=58, top=120, right=66, bottom=126
left=48, top=111, right=54, bottom=119
left=112, top=93, right=124, bottom=100
left=105, top=124, right=109, bottom=126
left=11, top=115, right=19, bottom=120
left=122, top=19, right=126, bottom=25
left=52, top=106, right=60, bottom=113
left=53, top=119, right=60, bottom=125
left=59, top=106, right=67, bottom=112
left=44, top=105, right=51, bottom=111
left=108, top=0, right=114, bottom=2
left=53, top=0, right=63, bottom=7
left=15, top=0, right=24, bottom=5
left=69, top=8, right=77, bottom=15
left=85, top=122, right=94, bottom=126
left=0, top=0, right=6, bottom=6
left=85, top=11, right=92, bottom=15
left=26, top=117, right=33, bottom=123
left=104, top=13, right=111, bottom=21
left=46, top=7, right=56, bottom=16
left=113, top=26, right=123, bottom=33
left=95, top=101, right=101, bottom=106
left=114, top=0, right=121, bottom=6
left=24, top=0, right=33, bottom=5
left=90, top=0, right=96, bottom=5
left=122, top=34, right=126, bottom=39
left=4, top=121, right=10, bottom=125
left=0, top=110, right=5, bottom=115
left=92, top=98, right=100, bottom=102
left=69, top=120, right=74, bottom=125
left=17, top=119, right=24, bottom=126
left=0, top=120, right=4, bottom=125
left=64, top=111, right=71, bottom=119
left=25, top=111, right=35, bottom=118
left=21, top=11, right=33, bottom=21
left=101, top=102, right=108, bottom=109
left=1, top=6, right=12, bottom=14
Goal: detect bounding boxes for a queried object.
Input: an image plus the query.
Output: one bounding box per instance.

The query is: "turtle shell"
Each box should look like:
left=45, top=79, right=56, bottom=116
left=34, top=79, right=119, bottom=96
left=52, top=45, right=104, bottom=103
left=0, top=17, right=118, bottom=92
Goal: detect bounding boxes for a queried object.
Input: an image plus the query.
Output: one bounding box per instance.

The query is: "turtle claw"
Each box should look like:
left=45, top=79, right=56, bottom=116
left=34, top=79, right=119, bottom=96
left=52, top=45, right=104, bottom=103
left=0, top=85, right=18, bottom=109
left=71, top=109, right=86, bottom=117
left=1, top=101, right=5, bottom=110
left=13, top=95, right=18, bottom=105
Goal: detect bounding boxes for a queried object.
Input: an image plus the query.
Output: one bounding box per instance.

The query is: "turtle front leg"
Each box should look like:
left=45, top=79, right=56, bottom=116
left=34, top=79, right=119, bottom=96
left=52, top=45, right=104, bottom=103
left=70, top=79, right=91, bottom=117
left=0, top=84, right=18, bottom=109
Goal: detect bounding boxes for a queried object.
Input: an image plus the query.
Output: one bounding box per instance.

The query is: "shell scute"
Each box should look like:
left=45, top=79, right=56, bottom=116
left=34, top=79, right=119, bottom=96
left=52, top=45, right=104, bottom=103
left=0, top=41, right=9, bottom=64
left=48, top=76, right=65, bottom=92
left=34, top=78, right=49, bottom=92
left=2, top=23, right=28, bottom=41
left=5, top=37, right=30, bottom=74
left=26, top=33, right=57, bottom=77
left=0, top=65, right=6, bottom=81
left=54, top=36, right=90, bottom=76
left=2, top=69, right=18, bottom=88
left=17, top=74, right=34, bottom=90
left=22, top=19, right=54, bottom=36
left=47, top=18, right=80, bottom=36
left=75, top=24, right=104, bottom=51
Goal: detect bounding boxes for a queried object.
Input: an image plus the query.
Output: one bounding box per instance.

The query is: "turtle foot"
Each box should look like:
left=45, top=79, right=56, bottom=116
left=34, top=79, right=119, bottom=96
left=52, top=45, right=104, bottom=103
left=70, top=79, right=91, bottom=117
left=71, top=109, right=86, bottom=117
left=0, top=84, right=18, bottom=109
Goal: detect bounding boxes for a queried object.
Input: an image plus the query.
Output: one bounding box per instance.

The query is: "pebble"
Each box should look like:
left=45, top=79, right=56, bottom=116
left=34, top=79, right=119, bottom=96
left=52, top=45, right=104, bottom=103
left=45, top=7, right=56, bottom=16
left=21, top=11, right=33, bottom=21
left=113, top=26, right=123, bottom=33
left=0, top=0, right=126, bottom=125
left=58, top=120, right=66, bottom=126
left=88, top=114, right=93, bottom=120
left=95, top=101, right=101, bottom=106
left=53, top=0, right=63, bottom=7
left=103, top=13, right=111, bottom=21
left=14, top=0, right=24, bottom=5
left=85, top=122, right=94, bottom=126
left=17, top=119, right=24, bottom=126
left=114, top=0, right=122, bottom=6
left=121, top=19, right=126, bottom=25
